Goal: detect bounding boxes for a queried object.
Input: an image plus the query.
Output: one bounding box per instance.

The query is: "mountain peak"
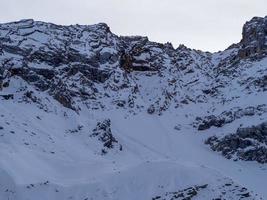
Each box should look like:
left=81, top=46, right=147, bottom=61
left=238, top=16, right=267, bottom=59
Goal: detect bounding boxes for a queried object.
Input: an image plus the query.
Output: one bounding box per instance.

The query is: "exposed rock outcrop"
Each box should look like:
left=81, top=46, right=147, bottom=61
left=152, top=179, right=256, bottom=200
left=196, top=105, right=267, bottom=131
left=238, top=16, right=267, bottom=59
left=90, top=119, right=122, bottom=154
left=205, top=122, right=267, bottom=163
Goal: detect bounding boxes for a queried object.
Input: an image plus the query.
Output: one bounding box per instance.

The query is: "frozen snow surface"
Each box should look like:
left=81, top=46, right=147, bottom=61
left=0, top=16, right=267, bottom=200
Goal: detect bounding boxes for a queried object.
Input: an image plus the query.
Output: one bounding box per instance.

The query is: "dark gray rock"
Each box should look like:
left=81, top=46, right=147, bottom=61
left=238, top=16, right=267, bottom=59
left=151, top=180, right=255, bottom=200
left=0, top=94, right=14, bottom=100
left=205, top=122, right=267, bottom=163
left=197, top=115, right=225, bottom=130
left=90, top=119, right=122, bottom=154
left=196, top=105, right=267, bottom=131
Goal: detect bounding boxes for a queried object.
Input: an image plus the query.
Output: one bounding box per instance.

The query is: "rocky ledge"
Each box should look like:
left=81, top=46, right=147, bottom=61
left=195, top=105, right=267, bottom=131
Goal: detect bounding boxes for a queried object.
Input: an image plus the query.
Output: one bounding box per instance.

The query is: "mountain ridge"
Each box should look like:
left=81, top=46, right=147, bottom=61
left=0, top=16, right=267, bottom=200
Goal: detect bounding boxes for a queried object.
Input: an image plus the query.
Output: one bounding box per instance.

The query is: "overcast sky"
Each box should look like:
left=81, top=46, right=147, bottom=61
left=1, top=0, right=266, bottom=52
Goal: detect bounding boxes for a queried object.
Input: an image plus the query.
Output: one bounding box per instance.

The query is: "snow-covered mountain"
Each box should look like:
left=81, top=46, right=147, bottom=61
left=0, top=16, right=267, bottom=200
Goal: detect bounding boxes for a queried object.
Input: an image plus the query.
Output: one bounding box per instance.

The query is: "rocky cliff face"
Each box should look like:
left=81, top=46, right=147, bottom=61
left=0, top=17, right=266, bottom=113
left=0, top=16, right=267, bottom=200
left=0, top=19, right=181, bottom=112
left=239, top=16, right=267, bottom=59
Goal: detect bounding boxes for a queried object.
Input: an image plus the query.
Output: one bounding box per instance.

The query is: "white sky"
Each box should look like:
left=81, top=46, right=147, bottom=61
left=1, top=0, right=266, bottom=52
